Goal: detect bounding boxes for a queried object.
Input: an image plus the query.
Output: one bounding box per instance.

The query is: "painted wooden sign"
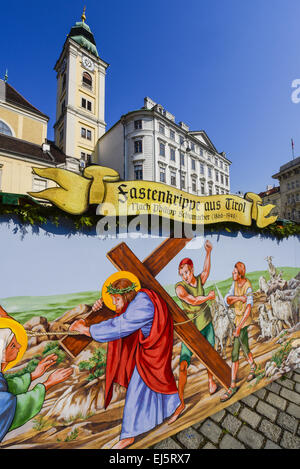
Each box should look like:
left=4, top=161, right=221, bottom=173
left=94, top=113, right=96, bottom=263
left=0, top=219, right=299, bottom=449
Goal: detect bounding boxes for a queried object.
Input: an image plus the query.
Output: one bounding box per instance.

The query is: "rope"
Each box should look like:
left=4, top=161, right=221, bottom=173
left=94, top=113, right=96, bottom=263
left=26, top=330, right=81, bottom=336
left=173, top=310, right=205, bottom=326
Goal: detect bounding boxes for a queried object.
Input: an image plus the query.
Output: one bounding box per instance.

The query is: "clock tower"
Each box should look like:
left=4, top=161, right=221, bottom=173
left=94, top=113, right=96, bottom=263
left=54, top=9, right=109, bottom=164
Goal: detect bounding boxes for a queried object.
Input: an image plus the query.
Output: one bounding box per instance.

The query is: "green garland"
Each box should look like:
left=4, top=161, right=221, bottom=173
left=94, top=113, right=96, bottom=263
left=106, top=282, right=137, bottom=295
left=0, top=196, right=299, bottom=239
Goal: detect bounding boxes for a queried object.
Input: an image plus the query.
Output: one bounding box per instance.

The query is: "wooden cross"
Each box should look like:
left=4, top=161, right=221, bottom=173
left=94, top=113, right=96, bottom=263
left=60, top=238, right=231, bottom=389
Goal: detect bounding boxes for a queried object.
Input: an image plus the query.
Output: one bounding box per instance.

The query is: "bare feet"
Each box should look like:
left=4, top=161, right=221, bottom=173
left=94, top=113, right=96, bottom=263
left=209, top=381, right=218, bottom=395
left=112, top=437, right=135, bottom=449
left=168, top=403, right=185, bottom=425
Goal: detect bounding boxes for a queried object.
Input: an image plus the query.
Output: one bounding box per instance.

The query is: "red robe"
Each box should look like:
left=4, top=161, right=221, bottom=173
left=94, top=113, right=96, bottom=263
left=104, top=288, right=178, bottom=408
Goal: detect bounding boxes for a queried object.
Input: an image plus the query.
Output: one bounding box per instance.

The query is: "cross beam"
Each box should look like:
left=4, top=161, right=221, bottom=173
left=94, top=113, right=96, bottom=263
left=106, top=242, right=231, bottom=389
left=60, top=238, right=231, bottom=389
left=59, top=238, right=190, bottom=357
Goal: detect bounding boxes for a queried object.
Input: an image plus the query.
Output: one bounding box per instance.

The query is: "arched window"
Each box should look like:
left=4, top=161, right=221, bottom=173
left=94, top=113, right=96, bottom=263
left=82, top=72, right=92, bottom=88
left=0, top=121, right=12, bottom=136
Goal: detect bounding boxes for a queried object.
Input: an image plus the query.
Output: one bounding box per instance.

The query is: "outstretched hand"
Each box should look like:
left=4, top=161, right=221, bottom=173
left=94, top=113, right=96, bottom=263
left=31, top=353, right=58, bottom=381
left=43, top=367, right=73, bottom=392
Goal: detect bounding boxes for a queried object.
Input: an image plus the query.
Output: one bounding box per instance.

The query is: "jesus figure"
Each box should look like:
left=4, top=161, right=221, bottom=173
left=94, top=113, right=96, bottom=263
left=69, top=277, right=180, bottom=449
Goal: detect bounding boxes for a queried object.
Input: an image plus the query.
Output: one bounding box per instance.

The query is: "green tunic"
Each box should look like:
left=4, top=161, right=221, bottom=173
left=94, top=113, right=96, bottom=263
left=176, top=273, right=212, bottom=332
left=5, top=372, right=46, bottom=431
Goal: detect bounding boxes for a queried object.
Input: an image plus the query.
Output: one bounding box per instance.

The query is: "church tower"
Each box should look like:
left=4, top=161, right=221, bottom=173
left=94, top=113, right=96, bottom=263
left=54, top=8, right=109, bottom=165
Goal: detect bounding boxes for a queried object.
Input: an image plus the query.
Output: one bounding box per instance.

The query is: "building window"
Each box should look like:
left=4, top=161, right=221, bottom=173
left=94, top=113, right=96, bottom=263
left=59, top=127, right=64, bottom=142
left=170, top=170, right=176, bottom=186
left=170, top=129, right=175, bottom=140
left=209, top=186, right=213, bottom=196
left=82, top=72, right=92, bottom=88
left=208, top=167, right=212, bottom=178
left=134, top=120, right=142, bottom=130
left=159, top=123, right=165, bottom=135
left=220, top=160, right=223, bottom=169
left=170, top=148, right=176, bottom=161
left=215, top=157, right=218, bottom=166
left=81, top=98, right=92, bottom=111
left=216, top=187, right=219, bottom=194
left=201, top=182, right=205, bottom=195
left=81, top=152, right=92, bottom=164
left=192, top=178, right=197, bottom=193
left=179, top=136, right=184, bottom=145
left=0, top=121, right=12, bottom=136
left=221, top=174, right=224, bottom=184
left=134, top=164, right=143, bottom=180
left=180, top=153, right=185, bottom=166
left=191, top=159, right=196, bottom=170
left=81, top=127, right=92, bottom=140
left=200, top=163, right=204, bottom=175
left=33, top=176, right=47, bottom=192
left=190, top=143, right=195, bottom=152
left=159, top=142, right=165, bottom=156
left=225, top=176, right=229, bottom=186
left=199, top=148, right=203, bottom=157
left=62, top=73, right=66, bottom=90
left=159, top=167, right=166, bottom=183
left=207, top=154, right=211, bottom=162
left=215, top=170, right=219, bottom=182
left=134, top=140, right=143, bottom=153
left=181, top=174, right=186, bottom=189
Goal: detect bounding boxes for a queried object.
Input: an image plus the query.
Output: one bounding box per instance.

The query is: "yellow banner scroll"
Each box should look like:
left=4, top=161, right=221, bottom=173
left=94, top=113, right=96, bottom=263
left=28, top=167, right=278, bottom=228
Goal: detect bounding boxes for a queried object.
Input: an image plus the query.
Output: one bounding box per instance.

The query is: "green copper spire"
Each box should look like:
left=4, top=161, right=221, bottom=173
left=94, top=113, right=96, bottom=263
left=68, top=9, right=99, bottom=57
left=4, top=69, right=8, bottom=83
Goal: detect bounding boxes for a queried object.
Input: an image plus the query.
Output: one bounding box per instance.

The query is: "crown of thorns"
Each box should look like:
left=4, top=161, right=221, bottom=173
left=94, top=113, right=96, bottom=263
left=106, top=283, right=137, bottom=295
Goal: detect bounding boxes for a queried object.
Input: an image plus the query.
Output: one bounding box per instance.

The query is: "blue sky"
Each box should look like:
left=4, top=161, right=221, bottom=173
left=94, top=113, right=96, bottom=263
left=0, top=223, right=298, bottom=298
left=2, top=0, right=300, bottom=194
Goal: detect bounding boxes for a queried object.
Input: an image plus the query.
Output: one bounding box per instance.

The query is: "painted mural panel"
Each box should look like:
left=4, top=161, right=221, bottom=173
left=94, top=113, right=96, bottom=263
left=0, top=221, right=299, bottom=449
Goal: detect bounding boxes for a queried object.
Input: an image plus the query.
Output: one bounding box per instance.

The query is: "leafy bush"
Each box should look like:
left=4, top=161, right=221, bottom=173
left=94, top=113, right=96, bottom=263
left=78, top=347, right=106, bottom=381
left=42, top=341, right=66, bottom=364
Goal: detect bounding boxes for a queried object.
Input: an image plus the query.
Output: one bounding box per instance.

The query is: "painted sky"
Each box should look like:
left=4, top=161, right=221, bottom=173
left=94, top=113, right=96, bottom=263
left=0, top=222, right=299, bottom=298
left=2, top=0, right=300, bottom=194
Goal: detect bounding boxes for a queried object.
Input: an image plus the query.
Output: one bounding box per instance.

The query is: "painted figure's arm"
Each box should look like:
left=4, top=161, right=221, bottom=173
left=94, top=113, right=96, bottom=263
left=8, top=382, right=46, bottom=431
left=176, top=285, right=215, bottom=306
left=225, top=283, right=248, bottom=306
left=234, top=287, right=253, bottom=333
left=70, top=292, right=154, bottom=342
left=200, top=240, right=213, bottom=285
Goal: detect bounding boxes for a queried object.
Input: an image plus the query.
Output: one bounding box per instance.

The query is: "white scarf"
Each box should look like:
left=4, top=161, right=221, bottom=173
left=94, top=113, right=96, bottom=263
left=0, top=328, right=14, bottom=365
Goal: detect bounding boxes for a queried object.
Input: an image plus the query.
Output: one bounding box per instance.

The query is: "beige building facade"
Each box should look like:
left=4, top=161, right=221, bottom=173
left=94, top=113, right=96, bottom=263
left=272, top=156, right=300, bottom=222
left=54, top=14, right=108, bottom=164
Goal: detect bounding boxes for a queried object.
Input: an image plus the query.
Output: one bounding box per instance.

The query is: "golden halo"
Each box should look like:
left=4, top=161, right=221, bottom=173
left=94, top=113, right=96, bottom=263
left=0, top=318, right=28, bottom=371
left=102, top=271, right=141, bottom=311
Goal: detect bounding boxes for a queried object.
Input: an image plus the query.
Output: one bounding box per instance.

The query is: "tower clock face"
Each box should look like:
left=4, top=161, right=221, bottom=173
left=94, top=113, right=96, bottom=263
left=82, top=56, right=94, bottom=72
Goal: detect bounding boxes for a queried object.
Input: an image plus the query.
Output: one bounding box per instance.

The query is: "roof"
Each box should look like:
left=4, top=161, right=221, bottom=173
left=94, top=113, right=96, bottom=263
left=2, top=81, right=49, bottom=120
left=0, top=134, right=66, bottom=165
left=258, top=186, right=280, bottom=198
left=68, top=21, right=99, bottom=57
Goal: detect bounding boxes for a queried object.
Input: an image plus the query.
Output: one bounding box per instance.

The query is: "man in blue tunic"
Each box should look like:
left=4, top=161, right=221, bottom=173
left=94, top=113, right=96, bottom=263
left=70, top=277, right=181, bottom=449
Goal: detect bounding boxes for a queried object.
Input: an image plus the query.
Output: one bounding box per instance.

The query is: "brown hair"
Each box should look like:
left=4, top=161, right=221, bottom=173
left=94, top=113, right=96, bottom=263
left=110, top=278, right=137, bottom=304
left=235, top=262, right=246, bottom=278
